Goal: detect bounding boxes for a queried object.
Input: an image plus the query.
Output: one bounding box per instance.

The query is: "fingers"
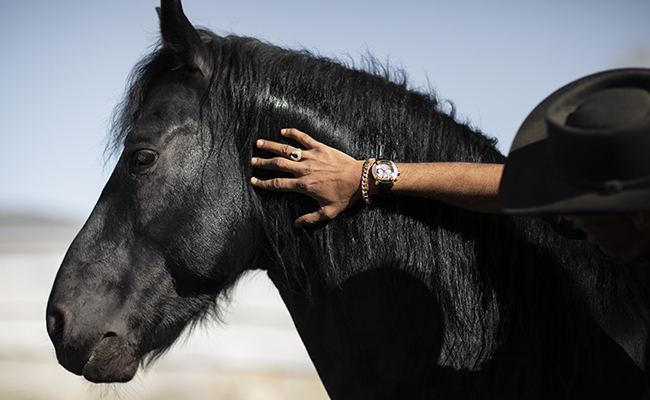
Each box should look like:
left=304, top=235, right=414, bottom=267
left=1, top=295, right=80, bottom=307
left=250, top=176, right=301, bottom=192
left=251, top=155, right=301, bottom=174
left=251, top=176, right=333, bottom=228
left=256, top=139, right=302, bottom=160
left=294, top=210, right=327, bottom=228
left=294, top=206, right=340, bottom=228
left=281, top=128, right=319, bottom=150
left=253, top=129, right=314, bottom=172
left=255, top=128, right=320, bottom=158
left=252, top=176, right=343, bottom=227
left=294, top=213, right=321, bottom=228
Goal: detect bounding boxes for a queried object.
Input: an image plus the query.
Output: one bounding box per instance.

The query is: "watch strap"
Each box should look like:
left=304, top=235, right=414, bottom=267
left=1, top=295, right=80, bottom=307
left=376, top=179, right=394, bottom=195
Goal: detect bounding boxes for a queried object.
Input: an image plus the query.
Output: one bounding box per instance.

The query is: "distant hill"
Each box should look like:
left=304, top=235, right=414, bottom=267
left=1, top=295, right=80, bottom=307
left=0, top=210, right=80, bottom=229
left=0, top=210, right=81, bottom=253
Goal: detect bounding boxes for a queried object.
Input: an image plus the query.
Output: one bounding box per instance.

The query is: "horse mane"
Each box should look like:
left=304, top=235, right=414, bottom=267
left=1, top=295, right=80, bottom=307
left=108, top=28, right=650, bottom=373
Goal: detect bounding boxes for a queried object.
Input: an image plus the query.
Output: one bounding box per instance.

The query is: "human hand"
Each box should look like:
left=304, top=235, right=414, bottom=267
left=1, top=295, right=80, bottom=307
left=251, top=128, right=366, bottom=227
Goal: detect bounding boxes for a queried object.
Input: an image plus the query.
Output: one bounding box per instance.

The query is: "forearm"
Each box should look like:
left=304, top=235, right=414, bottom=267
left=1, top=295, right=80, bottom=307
left=251, top=129, right=505, bottom=227
left=367, top=162, right=504, bottom=214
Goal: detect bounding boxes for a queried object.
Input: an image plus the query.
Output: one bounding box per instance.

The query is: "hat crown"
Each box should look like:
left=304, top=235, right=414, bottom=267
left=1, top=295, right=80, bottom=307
left=566, top=88, right=650, bottom=130
left=546, top=82, right=650, bottom=186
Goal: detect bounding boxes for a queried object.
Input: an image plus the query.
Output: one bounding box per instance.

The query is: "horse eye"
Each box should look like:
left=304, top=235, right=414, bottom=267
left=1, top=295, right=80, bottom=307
left=133, top=150, right=158, bottom=168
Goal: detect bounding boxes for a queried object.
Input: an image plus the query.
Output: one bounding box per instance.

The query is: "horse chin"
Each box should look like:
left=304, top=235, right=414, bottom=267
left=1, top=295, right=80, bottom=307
left=81, top=335, right=139, bottom=383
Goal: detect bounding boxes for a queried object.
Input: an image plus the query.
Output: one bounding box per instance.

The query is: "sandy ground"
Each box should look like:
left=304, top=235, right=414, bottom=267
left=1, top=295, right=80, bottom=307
left=0, top=212, right=329, bottom=400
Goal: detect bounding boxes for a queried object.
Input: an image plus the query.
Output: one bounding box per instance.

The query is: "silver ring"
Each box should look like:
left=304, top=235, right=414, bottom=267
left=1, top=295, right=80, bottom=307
left=290, top=148, right=302, bottom=162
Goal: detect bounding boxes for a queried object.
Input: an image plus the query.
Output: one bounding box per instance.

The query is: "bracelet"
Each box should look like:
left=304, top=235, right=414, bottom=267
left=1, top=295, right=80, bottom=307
left=361, top=158, right=375, bottom=204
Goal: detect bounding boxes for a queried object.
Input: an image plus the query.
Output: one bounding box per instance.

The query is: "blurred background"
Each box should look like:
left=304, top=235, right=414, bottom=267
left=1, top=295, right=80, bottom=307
left=1, top=0, right=649, bottom=399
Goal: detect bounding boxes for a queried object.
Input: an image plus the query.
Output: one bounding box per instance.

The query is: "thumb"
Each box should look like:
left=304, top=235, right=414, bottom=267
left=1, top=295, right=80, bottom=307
left=294, top=208, right=333, bottom=228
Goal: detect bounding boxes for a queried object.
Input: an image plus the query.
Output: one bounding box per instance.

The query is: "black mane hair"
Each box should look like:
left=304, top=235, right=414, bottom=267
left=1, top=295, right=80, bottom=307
left=109, top=28, right=650, bottom=378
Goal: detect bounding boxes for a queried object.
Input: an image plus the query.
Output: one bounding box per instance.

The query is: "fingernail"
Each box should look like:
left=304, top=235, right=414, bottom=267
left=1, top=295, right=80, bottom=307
left=251, top=157, right=258, bottom=165
left=281, top=129, right=288, bottom=135
left=256, top=139, right=264, bottom=147
left=250, top=177, right=258, bottom=184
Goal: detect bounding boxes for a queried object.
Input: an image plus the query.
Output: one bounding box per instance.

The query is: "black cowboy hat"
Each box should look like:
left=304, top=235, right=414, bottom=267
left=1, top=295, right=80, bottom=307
left=498, top=68, right=650, bottom=215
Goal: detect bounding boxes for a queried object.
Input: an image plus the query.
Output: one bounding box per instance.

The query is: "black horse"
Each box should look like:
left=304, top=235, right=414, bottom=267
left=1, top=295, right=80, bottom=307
left=47, top=0, right=650, bottom=398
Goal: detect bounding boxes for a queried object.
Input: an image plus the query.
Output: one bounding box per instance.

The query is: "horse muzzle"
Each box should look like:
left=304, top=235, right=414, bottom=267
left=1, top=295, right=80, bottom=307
left=46, top=304, right=140, bottom=383
left=82, top=334, right=139, bottom=383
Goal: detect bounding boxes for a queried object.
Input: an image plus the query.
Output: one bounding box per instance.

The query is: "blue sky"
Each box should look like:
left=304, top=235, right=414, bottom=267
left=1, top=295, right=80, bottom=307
left=1, top=0, right=649, bottom=220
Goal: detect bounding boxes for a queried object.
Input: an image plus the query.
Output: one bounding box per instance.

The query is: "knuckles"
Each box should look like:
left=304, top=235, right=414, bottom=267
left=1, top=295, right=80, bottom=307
left=270, top=179, right=284, bottom=191
left=294, top=179, right=309, bottom=191
left=269, top=158, right=284, bottom=168
left=280, top=144, right=293, bottom=157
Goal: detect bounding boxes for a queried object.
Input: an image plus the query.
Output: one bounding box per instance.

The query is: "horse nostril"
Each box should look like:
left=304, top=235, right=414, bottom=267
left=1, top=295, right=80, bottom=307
left=47, top=308, right=65, bottom=342
left=103, top=332, right=117, bottom=338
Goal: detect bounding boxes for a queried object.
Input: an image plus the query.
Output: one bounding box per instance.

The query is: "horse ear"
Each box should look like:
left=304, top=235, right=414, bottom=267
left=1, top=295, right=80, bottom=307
left=157, top=0, right=213, bottom=79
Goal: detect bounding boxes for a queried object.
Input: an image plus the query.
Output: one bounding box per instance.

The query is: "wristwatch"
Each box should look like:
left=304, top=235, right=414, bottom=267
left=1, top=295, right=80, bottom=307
left=371, top=160, right=400, bottom=195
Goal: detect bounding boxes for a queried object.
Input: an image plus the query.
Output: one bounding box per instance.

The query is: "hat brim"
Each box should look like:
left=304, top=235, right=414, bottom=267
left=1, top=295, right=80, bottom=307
left=499, top=139, right=650, bottom=215
left=498, top=68, right=650, bottom=215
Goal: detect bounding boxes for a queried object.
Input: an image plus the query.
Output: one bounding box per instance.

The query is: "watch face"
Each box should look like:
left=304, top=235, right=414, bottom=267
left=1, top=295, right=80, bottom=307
left=375, top=163, right=395, bottom=180
left=372, top=161, right=399, bottom=194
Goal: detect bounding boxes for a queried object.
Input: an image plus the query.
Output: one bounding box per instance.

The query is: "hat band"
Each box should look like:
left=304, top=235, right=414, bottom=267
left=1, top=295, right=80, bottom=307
left=555, top=168, right=650, bottom=194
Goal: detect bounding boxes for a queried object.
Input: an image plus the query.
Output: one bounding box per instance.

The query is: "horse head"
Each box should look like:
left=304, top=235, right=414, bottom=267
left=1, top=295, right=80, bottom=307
left=46, top=0, right=258, bottom=383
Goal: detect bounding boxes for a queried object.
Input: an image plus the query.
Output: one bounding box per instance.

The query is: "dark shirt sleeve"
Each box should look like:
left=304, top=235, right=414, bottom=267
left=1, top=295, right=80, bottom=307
left=541, top=215, right=587, bottom=240
left=541, top=216, right=650, bottom=264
